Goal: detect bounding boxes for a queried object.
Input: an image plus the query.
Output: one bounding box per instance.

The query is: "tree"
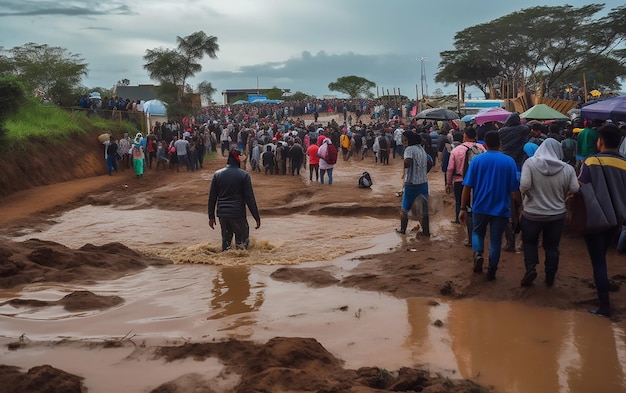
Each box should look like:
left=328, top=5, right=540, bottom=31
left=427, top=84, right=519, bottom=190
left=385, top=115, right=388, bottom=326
left=143, top=31, right=219, bottom=103
left=0, top=76, right=26, bottom=119
left=286, top=91, right=315, bottom=101
left=328, top=76, right=375, bottom=99
left=437, top=4, right=626, bottom=97
left=436, top=51, right=500, bottom=98
left=144, top=48, right=187, bottom=87
left=263, top=87, right=284, bottom=100
left=0, top=76, right=26, bottom=140
left=176, top=32, right=219, bottom=97
left=2, top=43, right=87, bottom=102
left=197, top=81, right=216, bottom=102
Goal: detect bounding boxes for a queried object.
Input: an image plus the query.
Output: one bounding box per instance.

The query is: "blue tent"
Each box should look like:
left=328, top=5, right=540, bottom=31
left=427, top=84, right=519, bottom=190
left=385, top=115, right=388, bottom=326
left=143, top=99, right=167, bottom=115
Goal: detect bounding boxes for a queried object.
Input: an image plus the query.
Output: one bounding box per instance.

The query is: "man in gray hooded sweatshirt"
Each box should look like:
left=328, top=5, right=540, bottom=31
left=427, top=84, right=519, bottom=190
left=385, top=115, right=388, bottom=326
left=519, top=138, right=579, bottom=287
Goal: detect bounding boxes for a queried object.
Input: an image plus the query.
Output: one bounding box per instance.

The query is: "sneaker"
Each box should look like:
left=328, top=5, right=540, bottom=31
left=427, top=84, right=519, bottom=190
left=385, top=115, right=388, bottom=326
left=472, top=253, right=484, bottom=274
left=520, top=270, right=537, bottom=287
left=487, top=267, right=497, bottom=281
left=395, top=228, right=406, bottom=235
left=545, top=274, right=555, bottom=287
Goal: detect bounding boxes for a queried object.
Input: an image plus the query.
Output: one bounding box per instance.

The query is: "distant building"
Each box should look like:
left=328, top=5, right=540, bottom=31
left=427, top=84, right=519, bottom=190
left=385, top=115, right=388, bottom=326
left=221, top=88, right=290, bottom=105
left=114, top=84, right=159, bottom=102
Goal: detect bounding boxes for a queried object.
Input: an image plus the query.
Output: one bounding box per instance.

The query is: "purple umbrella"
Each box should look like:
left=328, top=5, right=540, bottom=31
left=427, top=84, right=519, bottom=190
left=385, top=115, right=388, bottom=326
left=474, top=107, right=512, bottom=125
left=581, top=96, right=626, bottom=122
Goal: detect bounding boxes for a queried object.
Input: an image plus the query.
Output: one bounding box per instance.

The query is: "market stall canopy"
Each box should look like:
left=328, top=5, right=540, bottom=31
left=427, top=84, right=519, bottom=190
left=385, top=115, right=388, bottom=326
left=414, top=107, right=459, bottom=120
left=474, top=107, right=512, bottom=125
left=250, top=98, right=284, bottom=104
left=143, top=99, right=167, bottom=116
left=519, top=104, right=568, bottom=121
left=580, top=96, right=626, bottom=123
left=461, top=114, right=476, bottom=122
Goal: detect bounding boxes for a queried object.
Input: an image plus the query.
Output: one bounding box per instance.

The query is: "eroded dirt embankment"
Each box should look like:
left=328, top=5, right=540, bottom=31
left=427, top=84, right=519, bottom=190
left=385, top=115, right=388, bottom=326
left=0, top=132, right=107, bottom=198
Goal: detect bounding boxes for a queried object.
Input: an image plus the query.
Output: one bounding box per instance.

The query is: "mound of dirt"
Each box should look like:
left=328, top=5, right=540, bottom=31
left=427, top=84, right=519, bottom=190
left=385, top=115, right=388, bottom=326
left=0, top=239, right=171, bottom=289
left=7, top=290, right=124, bottom=312
left=0, top=364, right=84, bottom=393
left=152, top=337, right=489, bottom=393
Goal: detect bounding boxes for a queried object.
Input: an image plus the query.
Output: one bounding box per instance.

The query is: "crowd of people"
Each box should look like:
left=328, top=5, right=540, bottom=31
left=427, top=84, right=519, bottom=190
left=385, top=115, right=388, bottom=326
left=102, top=98, right=626, bottom=318
left=442, top=115, right=626, bottom=318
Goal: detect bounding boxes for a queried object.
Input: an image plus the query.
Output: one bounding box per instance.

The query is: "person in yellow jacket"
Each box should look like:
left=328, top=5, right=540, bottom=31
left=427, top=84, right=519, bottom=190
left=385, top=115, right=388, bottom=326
left=340, top=131, right=352, bottom=161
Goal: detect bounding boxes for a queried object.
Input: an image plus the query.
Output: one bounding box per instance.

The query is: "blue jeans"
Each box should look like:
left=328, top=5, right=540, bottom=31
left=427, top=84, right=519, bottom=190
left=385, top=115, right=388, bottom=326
left=394, top=144, right=403, bottom=158
left=472, top=213, right=509, bottom=269
left=106, top=155, right=117, bottom=175
left=520, top=216, right=564, bottom=277
left=320, top=168, right=333, bottom=184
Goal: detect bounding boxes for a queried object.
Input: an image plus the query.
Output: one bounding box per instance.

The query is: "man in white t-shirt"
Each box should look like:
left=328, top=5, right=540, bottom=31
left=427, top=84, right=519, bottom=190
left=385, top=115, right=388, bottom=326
left=393, top=124, right=405, bottom=158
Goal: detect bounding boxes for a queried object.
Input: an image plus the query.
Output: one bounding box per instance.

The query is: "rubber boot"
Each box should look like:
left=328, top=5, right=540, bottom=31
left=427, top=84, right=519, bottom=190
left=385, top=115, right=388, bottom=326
left=590, top=292, right=612, bottom=317
left=421, top=198, right=430, bottom=237
left=396, top=215, right=409, bottom=234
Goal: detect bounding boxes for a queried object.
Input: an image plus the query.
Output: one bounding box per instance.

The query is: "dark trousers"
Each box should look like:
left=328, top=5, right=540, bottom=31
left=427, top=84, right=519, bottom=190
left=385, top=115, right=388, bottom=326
left=453, top=181, right=463, bottom=222
left=455, top=182, right=473, bottom=241
left=309, top=163, right=319, bottom=181
left=219, top=216, right=250, bottom=251
left=520, top=216, right=565, bottom=278
left=584, top=227, right=619, bottom=308
left=106, top=155, right=117, bottom=175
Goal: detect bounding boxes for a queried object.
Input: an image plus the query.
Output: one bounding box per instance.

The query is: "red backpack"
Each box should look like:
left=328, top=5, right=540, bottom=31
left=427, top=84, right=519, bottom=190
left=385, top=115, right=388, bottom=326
left=325, top=143, right=338, bottom=165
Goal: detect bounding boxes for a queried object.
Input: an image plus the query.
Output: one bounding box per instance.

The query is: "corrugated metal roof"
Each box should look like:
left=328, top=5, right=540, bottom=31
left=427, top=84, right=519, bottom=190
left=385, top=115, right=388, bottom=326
left=113, top=85, right=158, bottom=101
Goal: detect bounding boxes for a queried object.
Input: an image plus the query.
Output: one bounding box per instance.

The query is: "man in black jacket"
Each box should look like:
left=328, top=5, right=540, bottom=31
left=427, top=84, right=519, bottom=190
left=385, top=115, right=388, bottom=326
left=499, top=112, right=530, bottom=171
left=208, top=149, right=261, bottom=251
left=578, top=124, right=626, bottom=317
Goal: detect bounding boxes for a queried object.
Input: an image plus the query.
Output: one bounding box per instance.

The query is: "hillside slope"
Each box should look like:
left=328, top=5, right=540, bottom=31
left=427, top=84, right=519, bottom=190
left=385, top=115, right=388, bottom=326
left=0, top=131, right=106, bottom=198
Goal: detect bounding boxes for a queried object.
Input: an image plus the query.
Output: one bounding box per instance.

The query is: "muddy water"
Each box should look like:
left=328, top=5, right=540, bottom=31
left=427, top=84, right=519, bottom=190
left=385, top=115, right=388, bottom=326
left=2, top=206, right=626, bottom=393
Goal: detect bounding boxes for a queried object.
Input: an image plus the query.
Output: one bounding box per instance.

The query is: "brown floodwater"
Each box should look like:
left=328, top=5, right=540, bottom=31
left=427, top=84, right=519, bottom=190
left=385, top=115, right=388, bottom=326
left=1, top=206, right=625, bottom=393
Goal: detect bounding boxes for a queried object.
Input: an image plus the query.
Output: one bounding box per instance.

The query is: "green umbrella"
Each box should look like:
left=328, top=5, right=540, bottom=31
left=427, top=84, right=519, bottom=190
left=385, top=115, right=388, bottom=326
left=519, top=104, right=568, bottom=120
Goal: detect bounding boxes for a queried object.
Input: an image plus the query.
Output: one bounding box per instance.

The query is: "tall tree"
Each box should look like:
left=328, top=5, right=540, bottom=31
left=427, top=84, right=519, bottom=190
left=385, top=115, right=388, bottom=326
left=3, top=43, right=87, bottom=100
left=143, top=31, right=219, bottom=103
left=437, top=4, right=626, bottom=97
left=176, top=32, right=219, bottom=98
left=197, top=81, right=217, bottom=102
left=328, top=76, right=375, bottom=98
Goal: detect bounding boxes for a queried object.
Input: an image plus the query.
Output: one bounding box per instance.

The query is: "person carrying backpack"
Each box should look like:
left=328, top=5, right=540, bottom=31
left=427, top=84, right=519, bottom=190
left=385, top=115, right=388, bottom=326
left=561, top=130, right=577, bottom=167
left=446, top=127, right=485, bottom=234
left=317, top=138, right=337, bottom=185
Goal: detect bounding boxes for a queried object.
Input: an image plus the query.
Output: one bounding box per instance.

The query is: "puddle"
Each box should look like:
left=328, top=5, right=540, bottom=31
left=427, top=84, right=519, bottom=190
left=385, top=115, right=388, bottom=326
left=1, top=205, right=626, bottom=392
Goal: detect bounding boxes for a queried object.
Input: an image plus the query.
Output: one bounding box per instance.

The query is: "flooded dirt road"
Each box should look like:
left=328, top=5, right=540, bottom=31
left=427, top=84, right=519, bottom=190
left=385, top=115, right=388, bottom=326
left=2, top=118, right=626, bottom=392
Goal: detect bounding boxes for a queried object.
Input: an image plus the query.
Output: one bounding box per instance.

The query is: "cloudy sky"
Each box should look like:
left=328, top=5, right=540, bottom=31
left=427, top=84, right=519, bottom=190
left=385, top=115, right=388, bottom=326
left=0, top=0, right=623, bottom=103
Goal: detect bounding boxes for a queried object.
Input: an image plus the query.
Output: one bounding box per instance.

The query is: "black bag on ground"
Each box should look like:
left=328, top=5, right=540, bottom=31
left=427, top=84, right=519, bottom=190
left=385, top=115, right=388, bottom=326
left=358, top=171, right=372, bottom=188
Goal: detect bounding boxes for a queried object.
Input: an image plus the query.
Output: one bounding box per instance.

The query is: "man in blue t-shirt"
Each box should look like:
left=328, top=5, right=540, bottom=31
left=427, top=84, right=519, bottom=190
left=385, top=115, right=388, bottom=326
left=459, top=131, right=521, bottom=281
